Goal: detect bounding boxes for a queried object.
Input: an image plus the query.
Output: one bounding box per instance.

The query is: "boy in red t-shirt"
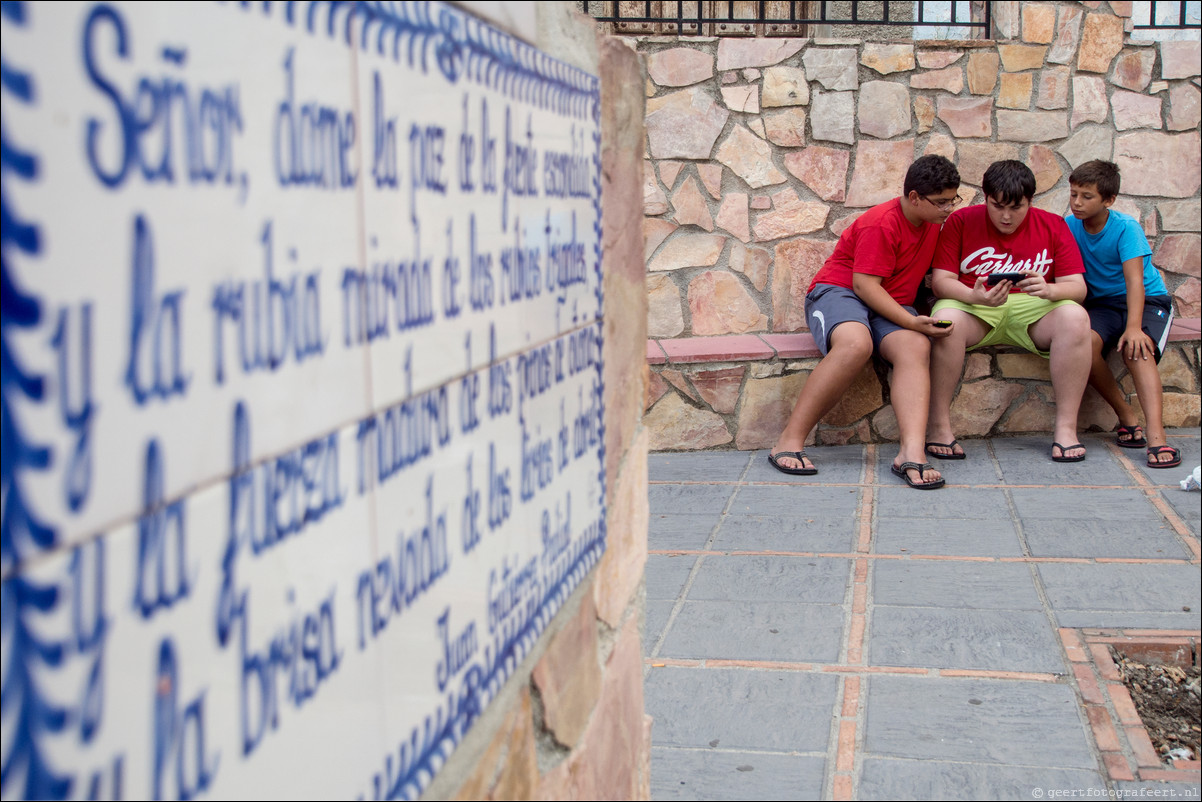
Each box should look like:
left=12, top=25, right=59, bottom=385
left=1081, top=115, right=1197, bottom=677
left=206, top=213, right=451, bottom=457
left=927, top=160, right=1092, bottom=462
left=769, top=155, right=960, bottom=489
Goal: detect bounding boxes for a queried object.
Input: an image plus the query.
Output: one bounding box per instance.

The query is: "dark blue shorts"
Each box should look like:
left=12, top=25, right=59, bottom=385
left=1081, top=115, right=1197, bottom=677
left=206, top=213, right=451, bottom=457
left=805, top=284, right=914, bottom=357
left=1085, top=294, right=1173, bottom=362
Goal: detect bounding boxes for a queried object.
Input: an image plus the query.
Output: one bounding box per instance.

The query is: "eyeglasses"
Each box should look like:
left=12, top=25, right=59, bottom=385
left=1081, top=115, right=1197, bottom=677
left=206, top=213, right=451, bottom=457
left=922, top=194, right=963, bottom=211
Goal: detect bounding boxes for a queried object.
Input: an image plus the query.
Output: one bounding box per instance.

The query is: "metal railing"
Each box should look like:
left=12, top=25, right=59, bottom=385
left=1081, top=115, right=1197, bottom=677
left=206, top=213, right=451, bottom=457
left=1133, top=0, right=1202, bottom=30
left=581, top=1, right=991, bottom=38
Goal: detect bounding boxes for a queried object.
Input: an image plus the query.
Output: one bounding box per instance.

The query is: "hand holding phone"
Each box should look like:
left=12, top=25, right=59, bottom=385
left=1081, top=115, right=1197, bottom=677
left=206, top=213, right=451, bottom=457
left=986, top=272, right=1028, bottom=286
left=933, top=320, right=953, bottom=328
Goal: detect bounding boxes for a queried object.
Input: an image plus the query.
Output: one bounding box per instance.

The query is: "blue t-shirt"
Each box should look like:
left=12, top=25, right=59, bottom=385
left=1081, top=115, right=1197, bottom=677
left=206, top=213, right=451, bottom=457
left=1065, top=209, right=1166, bottom=299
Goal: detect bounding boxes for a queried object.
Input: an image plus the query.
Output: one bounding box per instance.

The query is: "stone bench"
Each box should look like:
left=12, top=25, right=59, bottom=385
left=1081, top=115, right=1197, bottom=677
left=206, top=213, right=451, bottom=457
left=644, top=318, right=1202, bottom=452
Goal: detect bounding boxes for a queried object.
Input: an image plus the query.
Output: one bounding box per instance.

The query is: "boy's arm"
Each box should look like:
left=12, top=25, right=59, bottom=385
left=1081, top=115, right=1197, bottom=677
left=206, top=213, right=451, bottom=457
left=1020, top=272, right=1086, bottom=303
left=851, top=273, right=952, bottom=337
left=1118, top=256, right=1155, bottom=361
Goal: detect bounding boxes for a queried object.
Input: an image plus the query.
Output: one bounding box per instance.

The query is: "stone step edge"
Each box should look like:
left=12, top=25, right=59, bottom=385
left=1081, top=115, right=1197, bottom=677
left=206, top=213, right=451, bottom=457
left=647, top=317, right=1202, bottom=366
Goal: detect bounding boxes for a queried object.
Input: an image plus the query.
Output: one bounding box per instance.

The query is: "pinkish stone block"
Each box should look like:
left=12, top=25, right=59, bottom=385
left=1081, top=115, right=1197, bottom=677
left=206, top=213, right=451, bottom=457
left=1174, top=278, right=1200, bottom=319
left=647, top=273, right=684, bottom=338
left=784, top=146, right=850, bottom=202
left=1153, top=234, right=1202, bottom=278
left=692, top=366, right=747, bottom=414
left=1071, top=75, right=1109, bottom=128
left=1077, top=14, right=1125, bottom=73
left=1059, top=127, right=1114, bottom=170
left=533, top=594, right=603, bottom=749
left=992, top=1, right=1021, bottom=38
left=751, top=195, right=772, bottom=210
left=698, top=163, right=724, bottom=199
left=644, top=218, right=678, bottom=260
left=729, top=241, right=771, bottom=291
left=647, top=340, right=667, bottom=364
left=594, top=432, right=650, bottom=629
left=1168, top=83, right=1202, bottom=132
left=1022, top=5, right=1055, bottom=43
left=722, top=84, right=760, bottom=113
left=937, top=97, right=993, bottom=138
left=1159, top=200, right=1202, bottom=232
left=861, top=43, right=915, bottom=75
left=662, top=368, right=699, bottom=402
left=760, top=333, right=821, bottom=359
left=1112, top=90, right=1163, bottom=131
left=1160, top=41, right=1202, bottom=80
left=763, top=107, right=807, bottom=147
left=914, top=96, right=936, bottom=133
left=646, top=88, right=730, bottom=159
left=752, top=190, right=829, bottom=240
left=742, top=68, right=761, bottom=81
left=645, top=370, right=669, bottom=410
left=644, top=160, right=668, bottom=215
left=1037, top=66, right=1070, bottom=110
left=958, top=142, right=1022, bottom=187
left=845, top=140, right=915, bottom=208
left=998, top=44, right=1048, bottom=72
left=670, top=175, right=715, bottom=231
left=734, top=371, right=807, bottom=450
left=715, top=192, right=751, bottom=242
left=648, top=233, right=727, bottom=272
left=1114, top=131, right=1201, bottom=197
left=917, top=50, right=962, bottom=69
left=803, top=47, right=859, bottom=90
left=923, top=133, right=956, bottom=161
left=997, top=110, right=1069, bottom=142
left=761, top=66, right=809, bottom=107
left=773, top=238, right=837, bottom=331
left=911, top=66, right=965, bottom=93
left=1028, top=144, right=1062, bottom=194
left=688, top=271, right=768, bottom=334
left=998, top=73, right=1034, bottom=109
left=645, top=393, right=732, bottom=451
left=1047, top=6, right=1084, bottom=65
left=658, top=160, right=684, bottom=189
left=1111, top=50, right=1155, bottom=91
left=810, top=90, right=855, bottom=145
left=716, top=125, right=788, bottom=189
left=967, top=51, right=1000, bottom=94
left=830, top=211, right=864, bottom=238
left=950, top=379, right=1024, bottom=436
left=660, top=334, right=776, bottom=363
left=647, top=48, right=715, bottom=88
left=717, top=38, right=806, bottom=71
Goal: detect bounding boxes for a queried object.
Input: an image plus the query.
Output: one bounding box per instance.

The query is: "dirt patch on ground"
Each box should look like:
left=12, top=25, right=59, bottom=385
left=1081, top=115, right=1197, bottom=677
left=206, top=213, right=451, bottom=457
left=1113, top=649, right=1202, bottom=764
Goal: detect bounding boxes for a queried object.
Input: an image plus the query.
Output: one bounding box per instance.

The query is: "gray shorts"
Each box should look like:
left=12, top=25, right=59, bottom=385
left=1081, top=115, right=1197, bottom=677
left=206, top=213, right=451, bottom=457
left=805, top=284, right=915, bottom=357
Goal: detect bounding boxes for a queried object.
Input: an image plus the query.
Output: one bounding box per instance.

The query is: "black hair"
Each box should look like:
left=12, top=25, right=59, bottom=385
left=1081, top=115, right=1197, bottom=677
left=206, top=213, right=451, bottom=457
left=904, top=154, right=960, bottom=197
left=982, top=160, right=1036, bottom=205
left=1069, top=160, right=1121, bottom=200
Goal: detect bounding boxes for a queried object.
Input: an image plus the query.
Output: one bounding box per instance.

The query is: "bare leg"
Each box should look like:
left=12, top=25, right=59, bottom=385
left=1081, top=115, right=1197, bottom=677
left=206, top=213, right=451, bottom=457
left=1030, top=304, right=1092, bottom=460
left=771, top=322, right=873, bottom=471
left=1087, top=331, right=1139, bottom=431
left=879, top=329, right=940, bottom=485
left=926, top=309, right=988, bottom=458
left=1125, top=354, right=1171, bottom=460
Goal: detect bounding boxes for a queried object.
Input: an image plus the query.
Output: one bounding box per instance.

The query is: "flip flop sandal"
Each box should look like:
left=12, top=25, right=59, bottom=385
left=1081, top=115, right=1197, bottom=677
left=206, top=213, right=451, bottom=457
left=768, top=450, right=817, bottom=476
left=925, top=439, right=966, bottom=460
left=1146, top=445, right=1182, bottom=469
left=1051, top=442, right=1086, bottom=462
left=1116, top=425, right=1146, bottom=448
left=891, top=461, right=945, bottom=490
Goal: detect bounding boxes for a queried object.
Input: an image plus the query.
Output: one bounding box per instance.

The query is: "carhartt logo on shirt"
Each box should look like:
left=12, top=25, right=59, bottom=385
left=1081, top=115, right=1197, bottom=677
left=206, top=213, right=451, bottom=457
left=960, top=246, right=1052, bottom=277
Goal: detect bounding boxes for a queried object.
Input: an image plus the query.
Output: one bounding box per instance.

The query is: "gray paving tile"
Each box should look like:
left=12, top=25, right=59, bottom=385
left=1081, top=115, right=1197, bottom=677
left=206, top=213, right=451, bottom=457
left=649, top=513, right=719, bottom=551
left=645, top=600, right=675, bottom=650
left=875, top=487, right=1012, bottom=520
left=1024, top=518, right=1192, bottom=559
left=1160, top=488, right=1201, bottom=528
left=1128, top=430, right=1201, bottom=484
left=1037, top=563, right=1202, bottom=614
left=727, top=484, right=860, bottom=516
left=650, top=451, right=752, bottom=482
left=688, top=556, right=850, bottom=603
left=1054, top=610, right=1202, bottom=629
left=749, top=444, right=866, bottom=484
left=651, top=748, right=824, bottom=801
left=873, top=561, right=1043, bottom=609
left=645, top=667, right=839, bottom=750
left=991, top=436, right=1131, bottom=486
left=659, top=600, right=844, bottom=662
left=647, top=554, right=699, bottom=601
left=864, top=675, right=1095, bottom=768
left=711, top=514, right=856, bottom=553
left=650, top=484, right=737, bottom=515
left=859, top=758, right=1106, bottom=801
left=874, top=519, right=1024, bottom=557
left=1009, top=487, right=1164, bottom=521
left=868, top=607, right=1066, bottom=673
left=1113, top=781, right=1201, bottom=801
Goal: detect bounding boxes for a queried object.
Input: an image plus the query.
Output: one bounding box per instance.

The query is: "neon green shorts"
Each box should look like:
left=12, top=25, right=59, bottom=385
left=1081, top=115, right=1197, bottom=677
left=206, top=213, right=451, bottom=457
left=932, top=294, right=1079, bottom=358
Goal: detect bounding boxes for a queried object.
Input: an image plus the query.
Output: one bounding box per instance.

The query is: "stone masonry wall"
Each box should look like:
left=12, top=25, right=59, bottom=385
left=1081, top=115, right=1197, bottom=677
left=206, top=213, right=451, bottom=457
left=425, top=9, right=652, bottom=800
left=640, top=0, right=1202, bottom=451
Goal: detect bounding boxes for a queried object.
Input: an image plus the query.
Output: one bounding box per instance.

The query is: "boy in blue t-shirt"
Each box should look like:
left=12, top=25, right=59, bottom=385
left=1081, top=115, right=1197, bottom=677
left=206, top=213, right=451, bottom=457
left=1067, top=160, right=1179, bottom=469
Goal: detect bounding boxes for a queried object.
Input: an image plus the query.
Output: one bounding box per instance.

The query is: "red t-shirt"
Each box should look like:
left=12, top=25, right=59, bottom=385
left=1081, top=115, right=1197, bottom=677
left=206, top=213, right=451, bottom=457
left=807, top=198, right=940, bottom=306
left=933, top=204, right=1085, bottom=291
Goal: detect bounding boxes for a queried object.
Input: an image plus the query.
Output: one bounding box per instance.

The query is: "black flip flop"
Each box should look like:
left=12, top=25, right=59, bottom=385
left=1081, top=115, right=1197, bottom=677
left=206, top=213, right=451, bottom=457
left=925, top=439, right=966, bottom=460
left=768, top=450, right=817, bottom=476
left=1146, top=445, right=1182, bottom=469
left=891, top=461, right=945, bottom=490
left=1051, top=442, right=1086, bottom=462
left=1116, top=425, right=1146, bottom=448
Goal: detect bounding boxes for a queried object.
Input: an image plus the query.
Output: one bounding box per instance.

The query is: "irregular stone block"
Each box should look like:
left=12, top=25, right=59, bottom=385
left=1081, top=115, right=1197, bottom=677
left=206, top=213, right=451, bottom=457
left=647, top=48, right=716, bottom=87
left=998, top=352, right=1052, bottom=380
left=1059, top=127, right=1114, bottom=169
left=689, top=270, right=768, bottom=334
left=784, top=146, right=850, bottom=202
left=729, top=240, right=771, bottom=291
left=914, top=96, right=935, bottom=133
left=1153, top=234, right=1201, bottom=278
left=1037, top=66, right=1070, bottom=110
left=658, top=160, right=684, bottom=189
left=734, top=371, right=807, bottom=450
left=698, top=163, right=723, bottom=198
left=646, top=393, right=732, bottom=451
left=803, top=47, right=859, bottom=90
left=645, top=370, right=669, bottom=411
left=644, top=160, right=668, bottom=214
left=846, top=139, right=914, bottom=208
left=831, top=211, right=865, bottom=238
left=662, top=368, right=699, bottom=402
left=762, top=65, right=809, bottom=107
left=1112, top=90, right=1163, bottom=131
left=1077, top=13, right=1124, bottom=73
left=751, top=195, right=772, bottom=210
left=967, top=51, right=1000, bottom=95
left=1168, top=83, right=1202, bottom=132
left=647, top=273, right=684, bottom=338
left=773, top=238, right=837, bottom=331
left=1047, top=6, right=1084, bottom=65
left=1158, top=200, right=1201, bottom=232
left=917, top=50, right=962, bottom=69
left=923, top=133, right=956, bottom=161
left=998, top=110, right=1069, bottom=142
left=998, top=44, right=1048, bottom=72
left=824, top=365, right=882, bottom=426
left=810, top=90, right=856, bottom=145
left=454, top=688, right=538, bottom=801
left=998, top=73, right=1034, bottom=109
left=717, top=38, right=806, bottom=71
left=1160, top=41, right=1202, bottom=80
left=1173, top=277, right=1200, bottom=318
left=911, top=66, right=965, bottom=94
left=716, top=125, right=788, bottom=188
left=1022, top=4, right=1055, bottom=43
left=1028, top=144, right=1062, bottom=195
left=1071, top=75, right=1109, bottom=128
left=950, top=379, right=1024, bottom=436
left=692, top=366, right=746, bottom=415
left=722, top=84, right=760, bottom=114
left=1005, top=386, right=1056, bottom=434
left=992, top=2, right=1021, bottom=38
left=670, top=175, right=715, bottom=231
left=753, top=189, right=829, bottom=241
left=644, top=218, right=678, bottom=260
left=743, top=68, right=761, bottom=81
left=937, top=97, right=993, bottom=138
left=648, top=233, right=727, bottom=271
left=532, top=594, right=603, bottom=748
left=764, top=107, right=807, bottom=147
left=957, top=142, right=1022, bottom=188
left=715, top=192, right=751, bottom=242
left=646, top=88, right=730, bottom=159
left=1111, top=50, right=1155, bottom=91
left=1159, top=349, right=1198, bottom=393
left=861, top=43, right=915, bottom=75
left=859, top=81, right=912, bottom=139
left=965, top=352, right=992, bottom=381
left=1114, top=131, right=1201, bottom=197
left=1033, top=186, right=1068, bottom=215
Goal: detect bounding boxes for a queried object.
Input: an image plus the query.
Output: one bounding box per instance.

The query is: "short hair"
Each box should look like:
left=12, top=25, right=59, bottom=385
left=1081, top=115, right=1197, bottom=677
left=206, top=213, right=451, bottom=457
left=904, top=155, right=960, bottom=197
left=1069, top=160, right=1121, bottom=200
left=982, top=160, right=1036, bottom=205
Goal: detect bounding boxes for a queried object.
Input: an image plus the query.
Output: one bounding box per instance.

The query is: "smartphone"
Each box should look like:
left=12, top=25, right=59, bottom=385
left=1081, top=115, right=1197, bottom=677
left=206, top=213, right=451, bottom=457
left=933, top=320, right=953, bottom=328
left=986, top=272, right=1027, bottom=286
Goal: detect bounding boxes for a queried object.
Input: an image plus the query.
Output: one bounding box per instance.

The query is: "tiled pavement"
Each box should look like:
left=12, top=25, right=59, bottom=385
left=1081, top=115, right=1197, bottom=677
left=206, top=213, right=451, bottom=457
left=644, top=430, right=1201, bottom=801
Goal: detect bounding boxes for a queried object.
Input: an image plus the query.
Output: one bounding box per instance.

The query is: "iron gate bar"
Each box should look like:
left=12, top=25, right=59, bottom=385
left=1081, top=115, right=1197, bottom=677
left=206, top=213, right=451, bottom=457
left=582, top=1, right=992, bottom=32
left=1134, top=0, right=1202, bottom=28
